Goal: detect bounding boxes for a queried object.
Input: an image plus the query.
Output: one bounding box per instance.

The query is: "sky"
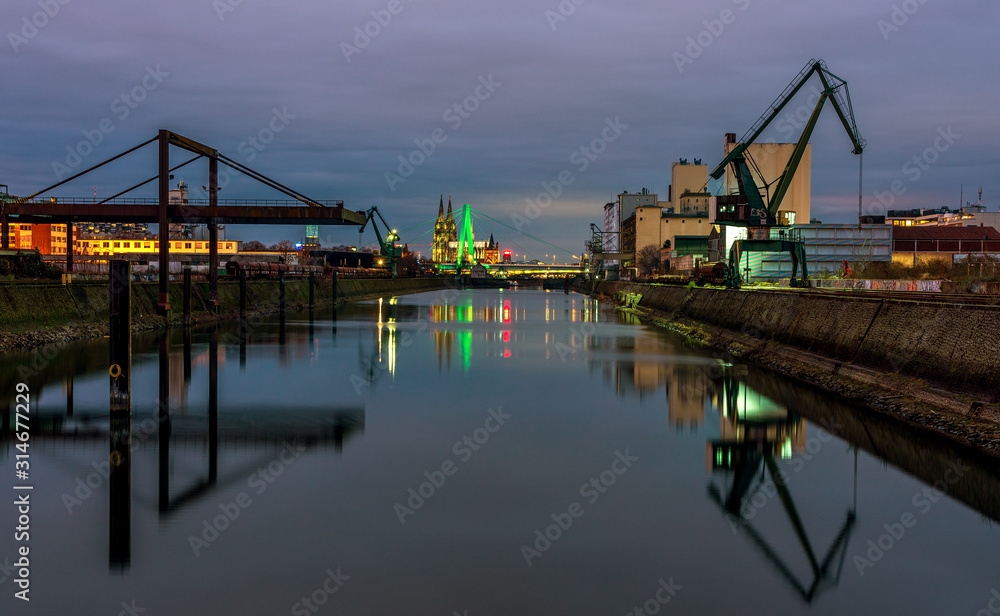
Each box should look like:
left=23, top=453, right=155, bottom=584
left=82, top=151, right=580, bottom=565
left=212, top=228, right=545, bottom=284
left=2, top=0, right=997, bottom=260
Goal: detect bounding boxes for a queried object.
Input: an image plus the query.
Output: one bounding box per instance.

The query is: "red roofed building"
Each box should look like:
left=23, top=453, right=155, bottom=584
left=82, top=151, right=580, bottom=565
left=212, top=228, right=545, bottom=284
left=892, top=226, right=1000, bottom=265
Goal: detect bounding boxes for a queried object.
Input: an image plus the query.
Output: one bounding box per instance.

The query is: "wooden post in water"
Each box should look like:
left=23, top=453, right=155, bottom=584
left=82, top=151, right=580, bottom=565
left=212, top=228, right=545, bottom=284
left=208, top=327, right=218, bottom=483
left=158, top=333, right=170, bottom=513
left=239, top=268, right=247, bottom=320
left=309, top=271, right=315, bottom=310
left=332, top=270, right=338, bottom=305
left=108, top=259, right=131, bottom=569
left=66, top=375, right=74, bottom=417
left=109, top=260, right=131, bottom=411
left=279, top=269, right=286, bottom=313
left=182, top=264, right=192, bottom=325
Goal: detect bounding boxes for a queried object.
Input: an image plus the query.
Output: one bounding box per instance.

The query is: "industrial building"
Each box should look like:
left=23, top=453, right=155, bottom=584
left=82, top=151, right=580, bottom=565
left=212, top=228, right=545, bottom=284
left=891, top=226, right=1000, bottom=265
left=722, top=135, right=812, bottom=227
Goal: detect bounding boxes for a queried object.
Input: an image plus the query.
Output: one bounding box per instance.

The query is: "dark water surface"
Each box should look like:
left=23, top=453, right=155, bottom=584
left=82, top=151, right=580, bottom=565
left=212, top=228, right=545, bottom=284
left=2, top=287, right=999, bottom=615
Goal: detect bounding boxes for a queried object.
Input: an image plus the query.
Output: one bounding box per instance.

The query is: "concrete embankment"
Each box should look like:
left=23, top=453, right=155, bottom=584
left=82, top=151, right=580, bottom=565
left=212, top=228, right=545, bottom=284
left=586, top=280, right=1000, bottom=454
left=0, top=277, right=447, bottom=351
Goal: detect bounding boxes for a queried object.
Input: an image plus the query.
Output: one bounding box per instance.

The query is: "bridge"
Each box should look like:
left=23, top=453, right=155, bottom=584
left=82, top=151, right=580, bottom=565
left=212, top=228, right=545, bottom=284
left=1, top=130, right=364, bottom=314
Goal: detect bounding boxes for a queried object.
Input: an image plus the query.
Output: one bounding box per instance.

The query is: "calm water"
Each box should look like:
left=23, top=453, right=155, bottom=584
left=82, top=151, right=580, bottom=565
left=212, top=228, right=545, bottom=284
left=1, top=287, right=999, bottom=615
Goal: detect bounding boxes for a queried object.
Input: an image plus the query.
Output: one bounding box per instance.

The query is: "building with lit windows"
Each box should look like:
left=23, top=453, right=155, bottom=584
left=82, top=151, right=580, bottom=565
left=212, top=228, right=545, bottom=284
left=10, top=223, right=71, bottom=255
left=73, top=237, right=240, bottom=258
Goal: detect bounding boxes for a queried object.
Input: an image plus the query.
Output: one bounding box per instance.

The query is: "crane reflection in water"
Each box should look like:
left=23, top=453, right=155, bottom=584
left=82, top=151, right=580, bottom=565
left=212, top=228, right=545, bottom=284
left=706, top=366, right=857, bottom=604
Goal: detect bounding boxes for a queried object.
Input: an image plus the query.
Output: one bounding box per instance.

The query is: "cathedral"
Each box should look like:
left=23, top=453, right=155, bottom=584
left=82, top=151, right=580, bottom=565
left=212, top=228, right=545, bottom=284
left=432, top=196, right=458, bottom=262
left=431, top=195, right=500, bottom=264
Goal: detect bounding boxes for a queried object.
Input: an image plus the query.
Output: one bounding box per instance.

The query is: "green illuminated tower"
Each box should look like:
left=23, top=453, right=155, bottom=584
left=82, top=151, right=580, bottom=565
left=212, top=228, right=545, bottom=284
left=456, top=203, right=475, bottom=268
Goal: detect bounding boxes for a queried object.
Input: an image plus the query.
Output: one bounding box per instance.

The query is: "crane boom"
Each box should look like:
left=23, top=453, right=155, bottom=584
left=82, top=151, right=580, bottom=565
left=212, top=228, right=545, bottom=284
left=358, top=206, right=402, bottom=278
left=710, top=59, right=865, bottom=225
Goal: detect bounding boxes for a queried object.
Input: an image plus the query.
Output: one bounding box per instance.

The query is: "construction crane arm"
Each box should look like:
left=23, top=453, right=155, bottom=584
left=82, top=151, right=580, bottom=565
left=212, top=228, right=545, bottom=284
left=710, top=60, right=826, bottom=181
left=358, top=206, right=402, bottom=277
left=709, top=59, right=865, bottom=182
left=709, top=59, right=865, bottom=224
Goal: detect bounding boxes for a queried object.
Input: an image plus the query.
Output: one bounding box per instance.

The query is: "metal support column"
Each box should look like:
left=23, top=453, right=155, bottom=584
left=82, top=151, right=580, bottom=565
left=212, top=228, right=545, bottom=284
left=158, top=130, right=170, bottom=316
left=208, top=155, right=219, bottom=313
left=66, top=222, right=74, bottom=275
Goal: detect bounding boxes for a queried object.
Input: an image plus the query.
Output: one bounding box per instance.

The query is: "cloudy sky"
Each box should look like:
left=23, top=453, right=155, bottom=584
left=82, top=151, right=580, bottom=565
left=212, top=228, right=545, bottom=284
left=2, top=0, right=997, bottom=258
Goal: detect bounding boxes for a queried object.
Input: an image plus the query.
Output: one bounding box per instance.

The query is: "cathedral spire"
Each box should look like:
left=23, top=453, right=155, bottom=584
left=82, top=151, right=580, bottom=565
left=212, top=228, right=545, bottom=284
left=438, top=195, right=444, bottom=219
left=446, top=196, right=453, bottom=219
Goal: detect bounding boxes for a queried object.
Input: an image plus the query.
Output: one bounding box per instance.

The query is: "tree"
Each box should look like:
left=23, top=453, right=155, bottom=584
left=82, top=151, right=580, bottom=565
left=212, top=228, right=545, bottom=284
left=271, top=240, right=296, bottom=262
left=242, top=240, right=267, bottom=252
left=636, top=244, right=662, bottom=278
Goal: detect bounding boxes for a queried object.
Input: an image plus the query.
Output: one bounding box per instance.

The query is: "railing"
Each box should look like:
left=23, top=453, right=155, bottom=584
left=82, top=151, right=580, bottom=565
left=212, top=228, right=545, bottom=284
left=16, top=197, right=345, bottom=207
left=740, top=227, right=802, bottom=242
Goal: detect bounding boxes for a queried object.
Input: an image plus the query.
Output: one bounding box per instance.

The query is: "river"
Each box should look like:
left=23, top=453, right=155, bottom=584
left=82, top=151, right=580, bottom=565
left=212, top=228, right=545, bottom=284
left=1, top=287, right=998, bottom=615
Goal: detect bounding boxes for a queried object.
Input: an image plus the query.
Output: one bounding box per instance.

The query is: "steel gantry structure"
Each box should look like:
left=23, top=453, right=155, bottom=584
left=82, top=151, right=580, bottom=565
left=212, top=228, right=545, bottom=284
left=1, top=130, right=366, bottom=314
left=709, top=59, right=866, bottom=288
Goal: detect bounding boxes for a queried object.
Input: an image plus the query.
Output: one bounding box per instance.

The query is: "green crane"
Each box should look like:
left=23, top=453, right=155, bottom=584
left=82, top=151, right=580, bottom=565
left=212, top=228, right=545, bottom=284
left=358, top=206, right=402, bottom=278
left=709, top=59, right=865, bottom=287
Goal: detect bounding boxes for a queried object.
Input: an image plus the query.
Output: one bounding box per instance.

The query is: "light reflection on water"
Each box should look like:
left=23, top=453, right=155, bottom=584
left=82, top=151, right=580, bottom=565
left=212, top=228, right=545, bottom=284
left=0, top=287, right=998, bottom=615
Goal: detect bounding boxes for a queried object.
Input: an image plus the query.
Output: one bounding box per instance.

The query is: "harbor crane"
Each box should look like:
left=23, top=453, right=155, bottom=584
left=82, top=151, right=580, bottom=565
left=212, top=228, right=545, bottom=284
left=358, top=206, right=402, bottom=278
left=710, top=59, right=866, bottom=288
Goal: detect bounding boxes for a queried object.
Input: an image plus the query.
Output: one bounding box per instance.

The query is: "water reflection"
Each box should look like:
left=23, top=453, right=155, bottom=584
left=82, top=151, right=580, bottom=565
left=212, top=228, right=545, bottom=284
left=1, top=320, right=366, bottom=573
left=707, top=369, right=856, bottom=604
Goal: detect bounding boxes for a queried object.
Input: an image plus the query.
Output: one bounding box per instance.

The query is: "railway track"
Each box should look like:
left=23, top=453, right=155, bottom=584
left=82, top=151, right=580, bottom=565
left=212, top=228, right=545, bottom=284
left=748, top=286, right=1000, bottom=306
